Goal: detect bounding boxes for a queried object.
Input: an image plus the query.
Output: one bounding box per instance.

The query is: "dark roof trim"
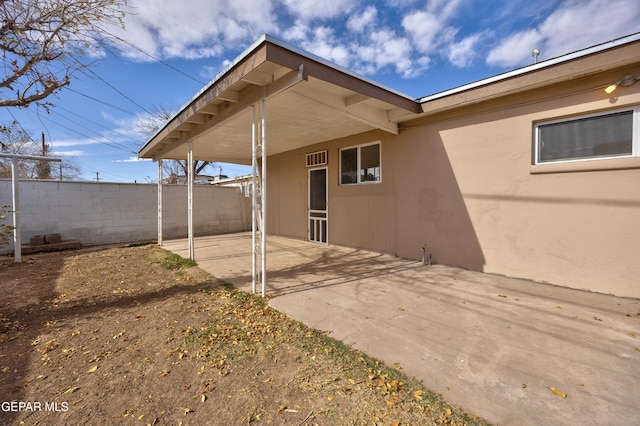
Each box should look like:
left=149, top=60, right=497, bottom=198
left=139, top=34, right=422, bottom=156
left=418, top=32, right=640, bottom=104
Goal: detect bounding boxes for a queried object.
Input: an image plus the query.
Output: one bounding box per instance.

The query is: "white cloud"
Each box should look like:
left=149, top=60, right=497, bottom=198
left=487, top=0, right=640, bottom=67
left=447, top=33, right=486, bottom=68
left=51, top=138, right=108, bottom=148
left=113, top=156, right=151, bottom=163
left=51, top=150, right=89, bottom=157
left=400, top=0, right=465, bottom=68
left=301, top=27, right=351, bottom=67
left=347, top=6, right=377, bottom=33
left=358, top=30, right=416, bottom=77
left=102, top=0, right=640, bottom=85
left=486, top=28, right=543, bottom=67
left=539, top=0, right=640, bottom=57
left=282, top=0, right=355, bottom=22
left=402, top=11, right=444, bottom=54
left=111, top=0, right=279, bottom=60
left=282, top=20, right=311, bottom=42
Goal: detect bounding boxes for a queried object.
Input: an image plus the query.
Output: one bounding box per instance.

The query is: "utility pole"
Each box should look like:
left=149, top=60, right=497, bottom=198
left=37, top=132, right=51, bottom=179
left=95, top=172, right=100, bottom=182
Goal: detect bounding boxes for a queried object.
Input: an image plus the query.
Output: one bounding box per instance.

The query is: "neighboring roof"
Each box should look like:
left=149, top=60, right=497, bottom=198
left=139, top=32, right=640, bottom=163
left=139, top=34, right=422, bottom=164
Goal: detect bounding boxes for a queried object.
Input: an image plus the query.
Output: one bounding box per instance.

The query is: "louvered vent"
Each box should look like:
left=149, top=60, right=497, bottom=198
left=306, top=150, right=328, bottom=167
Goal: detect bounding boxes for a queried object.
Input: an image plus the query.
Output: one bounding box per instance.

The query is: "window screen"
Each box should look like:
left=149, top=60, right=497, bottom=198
left=537, top=111, right=633, bottom=163
left=340, top=147, right=358, bottom=184
left=360, top=144, right=380, bottom=182
left=340, top=142, right=381, bottom=185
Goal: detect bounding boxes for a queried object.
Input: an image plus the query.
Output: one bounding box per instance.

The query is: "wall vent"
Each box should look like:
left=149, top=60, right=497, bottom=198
left=306, top=150, right=328, bottom=167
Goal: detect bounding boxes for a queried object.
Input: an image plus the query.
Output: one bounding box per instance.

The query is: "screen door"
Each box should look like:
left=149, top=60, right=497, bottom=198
left=308, top=168, right=328, bottom=244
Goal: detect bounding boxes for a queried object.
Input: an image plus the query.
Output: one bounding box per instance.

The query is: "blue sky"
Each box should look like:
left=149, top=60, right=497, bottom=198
left=4, top=0, right=640, bottom=183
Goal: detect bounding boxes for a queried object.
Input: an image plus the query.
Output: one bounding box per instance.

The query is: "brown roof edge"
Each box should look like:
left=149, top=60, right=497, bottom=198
left=139, top=34, right=423, bottom=158
left=263, top=40, right=422, bottom=114
left=417, top=32, right=640, bottom=115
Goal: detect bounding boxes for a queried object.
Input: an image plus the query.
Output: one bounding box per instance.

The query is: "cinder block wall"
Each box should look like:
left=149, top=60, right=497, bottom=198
left=0, top=180, right=250, bottom=252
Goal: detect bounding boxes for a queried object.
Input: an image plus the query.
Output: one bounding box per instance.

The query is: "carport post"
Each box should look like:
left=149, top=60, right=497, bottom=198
left=157, top=159, right=163, bottom=245
left=251, top=100, right=267, bottom=297
left=260, top=100, right=266, bottom=298
left=187, top=142, right=194, bottom=260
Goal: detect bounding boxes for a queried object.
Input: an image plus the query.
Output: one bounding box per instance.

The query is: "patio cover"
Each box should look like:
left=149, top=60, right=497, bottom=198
left=138, top=34, right=422, bottom=296
left=138, top=34, right=422, bottom=163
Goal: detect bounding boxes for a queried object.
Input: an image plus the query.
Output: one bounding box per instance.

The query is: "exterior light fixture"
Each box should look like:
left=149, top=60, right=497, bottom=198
left=605, top=74, right=639, bottom=94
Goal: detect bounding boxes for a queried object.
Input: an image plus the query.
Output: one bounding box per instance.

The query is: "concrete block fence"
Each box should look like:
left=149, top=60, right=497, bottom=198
left=0, top=180, right=250, bottom=253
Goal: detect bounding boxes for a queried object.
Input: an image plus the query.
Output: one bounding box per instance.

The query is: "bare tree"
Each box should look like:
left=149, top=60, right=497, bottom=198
left=0, top=0, right=126, bottom=109
left=137, top=104, right=216, bottom=182
left=0, top=122, right=80, bottom=180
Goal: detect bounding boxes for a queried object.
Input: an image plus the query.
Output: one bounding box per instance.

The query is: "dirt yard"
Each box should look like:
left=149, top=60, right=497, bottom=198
left=0, top=244, right=487, bottom=425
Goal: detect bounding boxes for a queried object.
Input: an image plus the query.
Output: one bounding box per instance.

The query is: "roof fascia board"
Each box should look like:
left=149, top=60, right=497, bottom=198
left=265, top=40, right=422, bottom=114
left=418, top=32, right=640, bottom=107
left=263, top=35, right=419, bottom=106
left=182, top=67, right=308, bottom=147
left=140, top=33, right=422, bottom=159
left=139, top=42, right=270, bottom=158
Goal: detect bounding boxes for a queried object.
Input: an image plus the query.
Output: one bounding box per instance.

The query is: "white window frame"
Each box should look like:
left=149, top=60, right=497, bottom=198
left=339, top=141, right=382, bottom=185
left=534, top=107, right=639, bottom=165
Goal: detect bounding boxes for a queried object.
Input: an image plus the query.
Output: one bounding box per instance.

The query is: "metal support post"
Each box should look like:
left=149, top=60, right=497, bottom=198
left=187, top=142, right=194, bottom=260
left=260, top=100, right=267, bottom=298
left=252, top=105, right=258, bottom=295
left=11, top=158, right=21, bottom=263
left=157, top=159, right=163, bottom=245
left=251, top=101, right=267, bottom=296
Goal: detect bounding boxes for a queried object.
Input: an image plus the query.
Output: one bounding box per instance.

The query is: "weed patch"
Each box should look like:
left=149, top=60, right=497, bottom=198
left=159, top=252, right=197, bottom=270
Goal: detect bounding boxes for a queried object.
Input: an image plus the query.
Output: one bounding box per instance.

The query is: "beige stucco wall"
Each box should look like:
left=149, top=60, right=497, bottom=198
left=267, top=68, right=640, bottom=298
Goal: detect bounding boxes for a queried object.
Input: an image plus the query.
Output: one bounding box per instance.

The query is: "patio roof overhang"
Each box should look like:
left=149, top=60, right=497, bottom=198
left=138, top=34, right=422, bottom=164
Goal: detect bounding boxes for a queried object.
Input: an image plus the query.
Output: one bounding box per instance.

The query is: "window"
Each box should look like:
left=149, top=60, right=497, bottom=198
left=535, top=109, right=637, bottom=164
left=340, top=142, right=381, bottom=185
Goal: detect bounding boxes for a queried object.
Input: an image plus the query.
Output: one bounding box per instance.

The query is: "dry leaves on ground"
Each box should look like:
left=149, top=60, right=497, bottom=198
left=0, top=244, right=487, bottom=425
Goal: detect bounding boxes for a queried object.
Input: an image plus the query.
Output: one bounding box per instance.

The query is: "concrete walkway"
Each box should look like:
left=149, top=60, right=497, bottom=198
left=163, top=233, right=640, bottom=425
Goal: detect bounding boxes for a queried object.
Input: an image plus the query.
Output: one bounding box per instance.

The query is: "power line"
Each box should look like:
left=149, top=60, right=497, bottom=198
left=53, top=105, right=146, bottom=148
left=83, top=67, right=153, bottom=115
left=64, top=87, right=138, bottom=115
left=39, top=114, right=137, bottom=154
left=19, top=107, right=138, bottom=154
left=101, top=31, right=207, bottom=85
left=6, top=109, right=38, bottom=143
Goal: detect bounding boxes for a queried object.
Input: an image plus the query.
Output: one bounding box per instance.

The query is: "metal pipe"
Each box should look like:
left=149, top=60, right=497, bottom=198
left=251, top=104, right=257, bottom=295
left=157, top=159, right=163, bottom=245
left=187, top=142, right=194, bottom=260
left=11, top=158, right=21, bottom=263
left=261, top=99, right=267, bottom=298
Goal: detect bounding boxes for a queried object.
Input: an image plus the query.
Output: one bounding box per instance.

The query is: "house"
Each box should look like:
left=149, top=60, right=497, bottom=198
left=139, top=33, right=640, bottom=298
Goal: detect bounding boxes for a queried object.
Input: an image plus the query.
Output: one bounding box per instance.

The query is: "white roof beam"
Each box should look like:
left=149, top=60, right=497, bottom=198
left=218, top=90, right=240, bottom=103
left=185, top=113, right=207, bottom=124
left=291, top=90, right=399, bottom=135
left=200, top=104, right=220, bottom=115
left=345, top=93, right=370, bottom=107
left=188, top=65, right=307, bottom=140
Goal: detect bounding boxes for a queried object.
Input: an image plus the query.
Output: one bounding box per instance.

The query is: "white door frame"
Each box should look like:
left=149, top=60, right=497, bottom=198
left=308, top=166, right=328, bottom=244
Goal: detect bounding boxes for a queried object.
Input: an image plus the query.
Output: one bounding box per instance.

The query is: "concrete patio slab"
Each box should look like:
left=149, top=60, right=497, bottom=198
left=163, top=233, right=640, bottom=425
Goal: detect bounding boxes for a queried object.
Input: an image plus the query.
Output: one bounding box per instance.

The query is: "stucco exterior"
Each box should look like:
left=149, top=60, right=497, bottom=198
left=139, top=34, right=640, bottom=298
left=267, top=62, right=640, bottom=298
